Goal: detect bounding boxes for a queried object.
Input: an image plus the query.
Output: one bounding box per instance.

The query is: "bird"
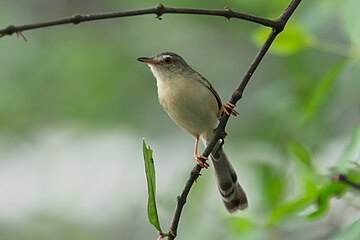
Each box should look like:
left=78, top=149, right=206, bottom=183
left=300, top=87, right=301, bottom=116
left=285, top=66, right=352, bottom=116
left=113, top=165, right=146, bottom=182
left=137, top=52, right=248, bottom=213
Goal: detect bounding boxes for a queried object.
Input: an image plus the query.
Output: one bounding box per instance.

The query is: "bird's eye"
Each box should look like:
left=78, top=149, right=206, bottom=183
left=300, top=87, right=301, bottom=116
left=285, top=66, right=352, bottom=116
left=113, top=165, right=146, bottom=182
left=164, top=57, right=172, bottom=64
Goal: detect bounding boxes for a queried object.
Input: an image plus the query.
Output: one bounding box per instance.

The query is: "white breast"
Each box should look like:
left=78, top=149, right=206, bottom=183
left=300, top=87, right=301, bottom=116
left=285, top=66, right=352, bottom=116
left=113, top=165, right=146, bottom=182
left=153, top=69, right=219, bottom=140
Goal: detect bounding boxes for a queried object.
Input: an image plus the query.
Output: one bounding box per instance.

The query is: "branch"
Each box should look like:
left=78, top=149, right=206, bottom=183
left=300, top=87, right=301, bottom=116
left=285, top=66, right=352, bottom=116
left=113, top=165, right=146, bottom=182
left=0, top=1, right=302, bottom=238
left=0, top=4, right=279, bottom=38
left=168, top=0, right=302, bottom=239
left=332, top=174, right=360, bottom=191
left=167, top=165, right=202, bottom=239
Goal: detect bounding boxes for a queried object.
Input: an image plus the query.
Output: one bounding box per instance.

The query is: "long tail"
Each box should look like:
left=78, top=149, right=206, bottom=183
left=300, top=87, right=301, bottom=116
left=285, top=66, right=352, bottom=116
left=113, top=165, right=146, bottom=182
left=208, top=144, right=248, bottom=213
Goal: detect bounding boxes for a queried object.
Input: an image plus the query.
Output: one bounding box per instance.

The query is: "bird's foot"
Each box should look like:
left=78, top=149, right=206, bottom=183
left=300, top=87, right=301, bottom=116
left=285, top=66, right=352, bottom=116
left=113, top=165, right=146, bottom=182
left=194, top=155, right=209, bottom=169
left=223, top=102, right=239, bottom=117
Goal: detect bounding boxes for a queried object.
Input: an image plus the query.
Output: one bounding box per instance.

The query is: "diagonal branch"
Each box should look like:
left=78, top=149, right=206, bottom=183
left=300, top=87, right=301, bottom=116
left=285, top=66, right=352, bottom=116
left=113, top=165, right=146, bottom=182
left=167, top=0, right=302, bottom=239
left=0, top=4, right=279, bottom=38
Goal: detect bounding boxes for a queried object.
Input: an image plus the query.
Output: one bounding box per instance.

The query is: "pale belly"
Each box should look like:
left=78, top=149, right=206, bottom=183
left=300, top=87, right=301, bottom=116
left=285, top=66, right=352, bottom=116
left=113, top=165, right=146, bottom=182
left=158, top=79, right=219, bottom=138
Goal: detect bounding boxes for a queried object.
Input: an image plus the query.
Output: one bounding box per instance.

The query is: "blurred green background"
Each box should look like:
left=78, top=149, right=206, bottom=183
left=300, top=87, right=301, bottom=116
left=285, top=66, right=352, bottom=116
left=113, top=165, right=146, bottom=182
left=1, top=0, right=359, bottom=239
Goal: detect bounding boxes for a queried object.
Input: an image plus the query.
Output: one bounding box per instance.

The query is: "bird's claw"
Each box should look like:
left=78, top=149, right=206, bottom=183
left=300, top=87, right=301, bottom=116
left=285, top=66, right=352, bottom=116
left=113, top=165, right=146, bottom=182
left=194, top=155, right=209, bottom=169
left=223, top=102, right=239, bottom=117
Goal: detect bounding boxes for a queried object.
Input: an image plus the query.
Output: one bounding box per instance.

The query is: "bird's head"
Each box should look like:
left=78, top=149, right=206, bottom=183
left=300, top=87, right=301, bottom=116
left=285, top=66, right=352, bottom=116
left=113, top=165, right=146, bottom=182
left=137, top=52, right=191, bottom=81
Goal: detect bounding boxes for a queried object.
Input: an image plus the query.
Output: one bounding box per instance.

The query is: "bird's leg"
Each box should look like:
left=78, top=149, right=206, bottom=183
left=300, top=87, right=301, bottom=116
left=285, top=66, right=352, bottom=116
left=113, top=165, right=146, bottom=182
left=193, top=135, right=209, bottom=169
left=222, top=102, right=239, bottom=117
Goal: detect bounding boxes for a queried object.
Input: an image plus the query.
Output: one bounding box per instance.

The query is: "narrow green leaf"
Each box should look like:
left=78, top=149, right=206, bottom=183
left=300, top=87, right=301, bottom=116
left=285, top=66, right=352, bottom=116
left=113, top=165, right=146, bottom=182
left=251, top=22, right=312, bottom=55
left=307, top=182, right=347, bottom=219
left=257, top=163, right=284, bottom=208
left=288, top=141, right=313, bottom=171
left=142, top=139, right=162, bottom=232
left=298, top=59, right=347, bottom=127
left=267, top=176, right=317, bottom=225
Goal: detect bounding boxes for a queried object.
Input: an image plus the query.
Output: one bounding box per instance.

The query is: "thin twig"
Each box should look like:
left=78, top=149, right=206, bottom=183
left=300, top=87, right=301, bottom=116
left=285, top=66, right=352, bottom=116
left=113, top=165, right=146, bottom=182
left=167, top=0, right=302, bottom=239
left=168, top=165, right=202, bottom=239
left=0, top=4, right=279, bottom=38
left=332, top=174, right=360, bottom=191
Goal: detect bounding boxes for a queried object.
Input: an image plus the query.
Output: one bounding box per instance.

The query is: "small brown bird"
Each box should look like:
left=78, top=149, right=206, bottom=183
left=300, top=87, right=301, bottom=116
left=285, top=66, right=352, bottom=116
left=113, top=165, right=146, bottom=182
left=138, top=52, right=248, bottom=212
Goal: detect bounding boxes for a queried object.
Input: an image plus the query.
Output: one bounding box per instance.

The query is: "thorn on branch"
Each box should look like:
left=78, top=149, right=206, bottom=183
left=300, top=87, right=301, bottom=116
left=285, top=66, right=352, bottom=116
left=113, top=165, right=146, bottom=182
left=224, top=6, right=233, bottom=21
left=190, top=167, right=201, bottom=179
left=176, top=195, right=186, bottom=206
left=16, top=31, right=27, bottom=42
left=232, top=90, right=243, bottom=102
left=4, top=25, right=17, bottom=35
left=72, top=14, right=82, bottom=24
left=155, top=3, right=165, bottom=20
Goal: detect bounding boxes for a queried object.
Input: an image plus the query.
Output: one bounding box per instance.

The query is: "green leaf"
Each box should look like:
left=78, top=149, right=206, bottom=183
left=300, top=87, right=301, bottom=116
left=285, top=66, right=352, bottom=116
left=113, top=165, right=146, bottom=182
left=307, top=182, right=347, bottom=219
left=298, top=59, right=348, bottom=127
left=288, top=141, right=313, bottom=171
left=257, top=163, right=284, bottom=208
left=346, top=168, right=360, bottom=183
left=142, top=139, right=162, bottom=232
left=251, top=22, right=312, bottom=55
left=267, top=176, right=317, bottom=225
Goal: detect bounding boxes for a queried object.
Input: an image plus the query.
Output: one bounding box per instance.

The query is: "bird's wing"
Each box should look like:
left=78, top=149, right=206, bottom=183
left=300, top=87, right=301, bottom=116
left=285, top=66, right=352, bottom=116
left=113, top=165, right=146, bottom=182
left=197, top=74, right=222, bottom=110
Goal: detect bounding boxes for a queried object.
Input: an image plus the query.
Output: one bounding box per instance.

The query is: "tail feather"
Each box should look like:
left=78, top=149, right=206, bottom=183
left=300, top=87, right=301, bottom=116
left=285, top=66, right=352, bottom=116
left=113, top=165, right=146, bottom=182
left=210, top=146, right=248, bottom=213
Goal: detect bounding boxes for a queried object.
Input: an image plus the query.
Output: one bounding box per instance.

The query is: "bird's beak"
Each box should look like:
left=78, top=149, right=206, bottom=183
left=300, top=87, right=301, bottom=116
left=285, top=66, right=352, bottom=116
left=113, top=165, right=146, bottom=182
left=137, top=57, right=158, bottom=65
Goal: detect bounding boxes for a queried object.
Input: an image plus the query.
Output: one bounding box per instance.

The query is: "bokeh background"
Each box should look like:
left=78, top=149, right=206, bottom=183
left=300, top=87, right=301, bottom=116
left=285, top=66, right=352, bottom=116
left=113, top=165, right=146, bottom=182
left=1, top=0, right=359, bottom=239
